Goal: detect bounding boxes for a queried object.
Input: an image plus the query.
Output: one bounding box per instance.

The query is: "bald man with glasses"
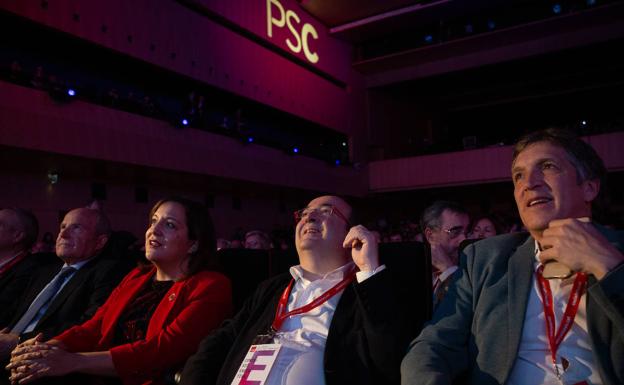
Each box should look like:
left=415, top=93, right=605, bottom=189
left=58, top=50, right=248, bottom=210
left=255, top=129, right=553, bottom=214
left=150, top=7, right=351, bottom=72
left=421, top=201, right=470, bottom=311
left=180, top=195, right=417, bottom=385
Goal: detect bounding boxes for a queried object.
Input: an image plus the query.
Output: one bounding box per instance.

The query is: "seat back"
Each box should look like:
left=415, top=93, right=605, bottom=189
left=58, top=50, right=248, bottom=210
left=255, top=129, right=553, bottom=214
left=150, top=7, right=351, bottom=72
left=379, top=241, right=433, bottom=330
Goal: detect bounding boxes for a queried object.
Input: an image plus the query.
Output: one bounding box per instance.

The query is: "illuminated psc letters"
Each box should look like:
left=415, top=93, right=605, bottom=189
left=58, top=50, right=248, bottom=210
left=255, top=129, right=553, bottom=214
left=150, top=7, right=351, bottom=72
left=267, top=0, right=319, bottom=64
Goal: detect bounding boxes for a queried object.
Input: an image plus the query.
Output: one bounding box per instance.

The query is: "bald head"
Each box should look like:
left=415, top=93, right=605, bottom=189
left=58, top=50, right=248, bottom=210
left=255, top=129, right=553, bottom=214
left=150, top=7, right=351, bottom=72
left=295, top=195, right=353, bottom=272
left=55, top=208, right=110, bottom=264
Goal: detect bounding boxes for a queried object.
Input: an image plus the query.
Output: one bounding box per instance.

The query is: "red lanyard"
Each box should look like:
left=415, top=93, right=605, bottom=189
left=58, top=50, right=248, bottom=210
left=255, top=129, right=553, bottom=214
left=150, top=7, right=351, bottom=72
left=535, top=265, right=588, bottom=378
left=0, top=251, right=27, bottom=276
left=271, top=269, right=356, bottom=332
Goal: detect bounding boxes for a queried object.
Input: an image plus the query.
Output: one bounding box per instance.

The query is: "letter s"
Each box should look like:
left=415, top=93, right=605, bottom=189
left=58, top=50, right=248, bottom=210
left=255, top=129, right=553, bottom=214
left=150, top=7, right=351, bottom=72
left=285, top=10, right=302, bottom=53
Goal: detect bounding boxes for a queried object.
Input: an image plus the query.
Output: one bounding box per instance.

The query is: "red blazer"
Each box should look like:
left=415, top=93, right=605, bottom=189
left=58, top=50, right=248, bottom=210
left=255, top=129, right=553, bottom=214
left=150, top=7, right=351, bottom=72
left=56, top=267, right=232, bottom=385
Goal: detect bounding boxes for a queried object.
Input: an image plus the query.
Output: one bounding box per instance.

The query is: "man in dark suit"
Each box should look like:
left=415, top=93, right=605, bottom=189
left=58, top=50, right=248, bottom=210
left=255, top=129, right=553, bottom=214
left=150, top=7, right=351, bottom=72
left=402, top=128, right=624, bottom=385
left=0, top=207, right=132, bottom=361
left=181, top=195, right=417, bottom=385
left=420, top=201, right=470, bottom=311
left=0, top=208, right=41, bottom=322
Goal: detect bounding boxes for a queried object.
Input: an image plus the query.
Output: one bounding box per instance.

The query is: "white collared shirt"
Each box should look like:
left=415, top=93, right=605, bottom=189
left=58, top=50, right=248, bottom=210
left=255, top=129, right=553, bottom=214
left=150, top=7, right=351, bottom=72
left=264, top=262, right=385, bottom=385
left=433, top=265, right=458, bottom=290
left=507, top=242, right=601, bottom=385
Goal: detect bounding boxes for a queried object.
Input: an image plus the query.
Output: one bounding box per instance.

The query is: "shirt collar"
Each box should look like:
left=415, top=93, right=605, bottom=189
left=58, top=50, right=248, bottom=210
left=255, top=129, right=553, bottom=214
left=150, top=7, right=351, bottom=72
left=289, top=261, right=356, bottom=283
left=533, top=240, right=542, bottom=270
left=63, top=257, right=92, bottom=271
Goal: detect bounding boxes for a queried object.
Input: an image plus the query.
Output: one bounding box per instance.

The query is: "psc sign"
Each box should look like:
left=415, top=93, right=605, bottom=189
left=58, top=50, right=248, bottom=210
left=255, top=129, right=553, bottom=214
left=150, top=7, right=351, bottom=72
left=267, top=0, right=319, bottom=64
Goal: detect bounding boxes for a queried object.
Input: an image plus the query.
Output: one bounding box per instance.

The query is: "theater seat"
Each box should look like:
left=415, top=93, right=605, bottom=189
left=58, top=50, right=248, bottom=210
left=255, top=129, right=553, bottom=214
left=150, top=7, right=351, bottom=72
left=379, top=241, right=433, bottom=331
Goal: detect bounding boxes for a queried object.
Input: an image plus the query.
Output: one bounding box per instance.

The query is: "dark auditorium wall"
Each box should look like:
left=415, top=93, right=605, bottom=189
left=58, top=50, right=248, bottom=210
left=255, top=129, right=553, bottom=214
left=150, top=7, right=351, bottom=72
left=0, top=0, right=369, bottom=194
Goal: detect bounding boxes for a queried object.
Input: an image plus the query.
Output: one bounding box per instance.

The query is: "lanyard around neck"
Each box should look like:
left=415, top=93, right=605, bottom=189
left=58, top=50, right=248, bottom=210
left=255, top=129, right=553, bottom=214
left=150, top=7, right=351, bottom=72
left=271, top=268, right=356, bottom=332
left=535, top=265, right=588, bottom=378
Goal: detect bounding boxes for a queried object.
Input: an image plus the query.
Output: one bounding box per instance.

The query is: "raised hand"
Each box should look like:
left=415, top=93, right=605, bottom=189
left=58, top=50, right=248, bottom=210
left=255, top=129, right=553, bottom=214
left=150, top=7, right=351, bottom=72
left=540, top=218, right=624, bottom=279
left=343, top=225, right=379, bottom=272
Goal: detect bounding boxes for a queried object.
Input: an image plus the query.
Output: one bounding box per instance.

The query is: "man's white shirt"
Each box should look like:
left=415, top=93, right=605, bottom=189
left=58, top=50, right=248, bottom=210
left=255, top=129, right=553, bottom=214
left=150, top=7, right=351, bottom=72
left=263, top=262, right=384, bottom=385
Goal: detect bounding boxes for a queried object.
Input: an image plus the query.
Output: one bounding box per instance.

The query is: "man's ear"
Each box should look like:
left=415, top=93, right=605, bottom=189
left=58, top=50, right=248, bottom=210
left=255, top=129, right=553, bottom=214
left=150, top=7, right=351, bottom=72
left=424, top=227, right=435, bottom=244
left=13, top=230, right=26, bottom=246
left=581, top=178, right=600, bottom=203
left=94, top=234, right=109, bottom=253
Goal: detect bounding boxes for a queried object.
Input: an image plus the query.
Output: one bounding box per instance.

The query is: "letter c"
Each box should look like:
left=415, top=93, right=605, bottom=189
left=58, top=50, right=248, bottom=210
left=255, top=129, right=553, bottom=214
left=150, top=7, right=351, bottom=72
left=301, top=23, right=319, bottom=63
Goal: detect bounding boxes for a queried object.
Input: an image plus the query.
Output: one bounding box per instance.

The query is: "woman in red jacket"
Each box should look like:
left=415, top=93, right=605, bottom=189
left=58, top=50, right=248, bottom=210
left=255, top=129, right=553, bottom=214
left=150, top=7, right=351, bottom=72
left=8, top=197, right=232, bottom=385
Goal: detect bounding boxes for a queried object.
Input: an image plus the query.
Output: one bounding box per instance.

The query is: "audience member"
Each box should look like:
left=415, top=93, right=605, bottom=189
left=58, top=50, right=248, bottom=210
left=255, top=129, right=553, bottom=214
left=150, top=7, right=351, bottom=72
left=389, top=232, right=403, bottom=243
left=401, top=128, right=624, bottom=385
left=180, top=195, right=417, bottom=385
left=421, top=201, right=470, bottom=311
left=216, top=238, right=231, bottom=251
left=0, top=208, right=132, bottom=367
left=0, top=208, right=42, bottom=321
left=8, top=197, right=232, bottom=385
left=29, top=66, right=46, bottom=89
left=31, top=231, right=55, bottom=254
left=243, top=230, right=271, bottom=250
left=229, top=239, right=243, bottom=249
left=469, top=215, right=500, bottom=239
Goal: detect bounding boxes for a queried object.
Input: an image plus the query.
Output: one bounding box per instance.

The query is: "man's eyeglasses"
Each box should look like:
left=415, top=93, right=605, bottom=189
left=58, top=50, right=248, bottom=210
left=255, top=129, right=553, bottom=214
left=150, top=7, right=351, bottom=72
left=442, top=226, right=469, bottom=239
left=294, top=205, right=349, bottom=225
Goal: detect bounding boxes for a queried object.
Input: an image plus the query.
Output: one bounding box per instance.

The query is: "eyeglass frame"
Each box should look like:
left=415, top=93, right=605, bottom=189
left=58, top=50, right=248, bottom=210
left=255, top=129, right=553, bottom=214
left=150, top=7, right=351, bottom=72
left=293, top=204, right=350, bottom=226
left=440, top=225, right=469, bottom=239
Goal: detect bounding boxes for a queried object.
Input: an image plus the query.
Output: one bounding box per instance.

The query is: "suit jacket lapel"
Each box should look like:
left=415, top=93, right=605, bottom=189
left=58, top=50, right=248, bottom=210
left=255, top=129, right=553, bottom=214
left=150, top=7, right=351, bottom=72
left=505, top=236, right=535, bottom=377
left=327, top=282, right=355, bottom=341
left=10, top=262, right=60, bottom=326
left=36, top=259, right=96, bottom=326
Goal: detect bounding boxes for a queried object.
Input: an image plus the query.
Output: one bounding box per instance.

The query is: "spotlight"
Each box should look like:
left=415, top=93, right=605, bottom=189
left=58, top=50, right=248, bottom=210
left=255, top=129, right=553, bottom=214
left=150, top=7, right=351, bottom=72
left=292, top=147, right=299, bottom=154
left=487, top=20, right=496, bottom=30
left=181, top=118, right=189, bottom=126
left=48, top=85, right=77, bottom=103
left=247, top=136, right=254, bottom=143
left=586, top=0, right=596, bottom=6
left=424, top=35, right=433, bottom=44
left=581, top=120, right=587, bottom=126
left=464, top=24, right=474, bottom=34
left=552, top=4, right=562, bottom=14
left=341, top=142, right=347, bottom=147
left=334, top=160, right=341, bottom=166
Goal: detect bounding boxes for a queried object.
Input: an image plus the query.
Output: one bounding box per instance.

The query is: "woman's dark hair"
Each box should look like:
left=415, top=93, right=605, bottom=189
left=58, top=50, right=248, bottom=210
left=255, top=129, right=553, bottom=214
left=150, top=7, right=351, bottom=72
left=149, top=196, right=217, bottom=276
left=471, top=215, right=503, bottom=236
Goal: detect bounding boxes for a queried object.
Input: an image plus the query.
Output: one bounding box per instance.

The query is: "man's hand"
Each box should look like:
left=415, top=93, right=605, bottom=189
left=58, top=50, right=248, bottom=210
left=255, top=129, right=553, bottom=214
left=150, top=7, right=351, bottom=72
left=0, top=328, right=19, bottom=360
left=540, top=218, right=624, bottom=279
left=343, top=225, right=379, bottom=272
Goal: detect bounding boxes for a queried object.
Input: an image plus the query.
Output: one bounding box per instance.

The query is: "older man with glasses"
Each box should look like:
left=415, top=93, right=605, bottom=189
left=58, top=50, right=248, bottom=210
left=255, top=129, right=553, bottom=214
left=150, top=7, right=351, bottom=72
left=421, top=200, right=470, bottom=311
left=180, top=195, right=417, bottom=385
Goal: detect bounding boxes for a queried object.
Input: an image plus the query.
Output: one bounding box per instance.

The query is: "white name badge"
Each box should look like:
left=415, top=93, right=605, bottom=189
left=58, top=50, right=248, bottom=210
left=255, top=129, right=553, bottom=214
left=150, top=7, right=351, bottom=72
left=231, top=344, right=282, bottom=385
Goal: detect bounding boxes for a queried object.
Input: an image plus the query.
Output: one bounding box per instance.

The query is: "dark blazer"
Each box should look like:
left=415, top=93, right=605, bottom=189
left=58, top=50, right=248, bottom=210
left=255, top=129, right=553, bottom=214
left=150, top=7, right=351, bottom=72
left=0, top=253, right=52, bottom=326
left=180, top=268, right=418, bottom=385
left=55, top=267, right=232, bottom=385
left=3, top=254, right=133, bottom=340
left=401, top=228, right=624, bottom=385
